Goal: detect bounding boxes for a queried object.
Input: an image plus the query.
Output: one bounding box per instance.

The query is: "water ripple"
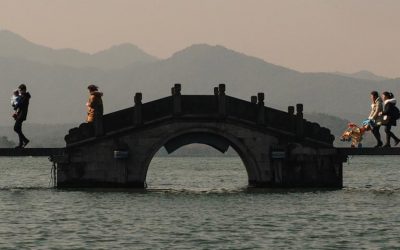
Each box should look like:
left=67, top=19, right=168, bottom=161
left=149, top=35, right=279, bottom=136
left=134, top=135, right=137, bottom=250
left=0, top=156, right=399, bottom=249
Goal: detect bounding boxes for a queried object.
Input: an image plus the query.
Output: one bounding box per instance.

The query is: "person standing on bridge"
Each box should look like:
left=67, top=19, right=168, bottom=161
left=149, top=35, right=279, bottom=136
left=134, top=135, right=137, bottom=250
left=380, top=92, right=400, bottom=148
left=368, top=91, right=383, bottom=147
left=86, top=84, right=103, bottom=123
left=13, top=84, right=31, bottom=149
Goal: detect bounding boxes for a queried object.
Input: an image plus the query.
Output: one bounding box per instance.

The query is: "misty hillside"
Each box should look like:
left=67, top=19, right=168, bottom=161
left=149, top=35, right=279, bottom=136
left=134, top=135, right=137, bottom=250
left=332, top=70, right=388, bottom=82
left=0, top=30, right=158, bottom=69
left=0, top=31, right=399, bottom=130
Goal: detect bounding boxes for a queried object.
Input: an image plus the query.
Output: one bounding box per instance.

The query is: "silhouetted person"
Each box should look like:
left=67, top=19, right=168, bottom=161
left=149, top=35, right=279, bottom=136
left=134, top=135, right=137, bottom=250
left=86, top=84, right=103, bottom=123
left=368, top=91, right=383, bottom=147
left=14, top=84, right=31, bottom=148
left=381, top=91, right=400, bottom=148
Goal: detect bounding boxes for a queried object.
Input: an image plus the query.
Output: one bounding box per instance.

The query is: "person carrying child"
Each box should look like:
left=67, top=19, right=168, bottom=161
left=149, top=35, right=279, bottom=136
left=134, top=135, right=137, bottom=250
left=13, top=84, right=31, bottom=148
left=11, top=89, right=21, bottom=120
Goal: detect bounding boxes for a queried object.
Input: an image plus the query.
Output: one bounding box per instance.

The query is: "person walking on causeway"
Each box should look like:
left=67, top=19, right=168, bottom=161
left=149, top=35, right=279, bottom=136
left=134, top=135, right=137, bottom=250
left=368, top=91, right=383, bottom=147
left=380, top=91, right=400, bottom=148
left=13, top=84, right=31, bottom=148
left=86, top=84, right=103, bottom=123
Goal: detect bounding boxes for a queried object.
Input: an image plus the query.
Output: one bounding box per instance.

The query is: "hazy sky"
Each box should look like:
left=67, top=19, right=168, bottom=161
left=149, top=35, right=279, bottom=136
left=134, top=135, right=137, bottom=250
left=0, top=0, right=399, bottom=77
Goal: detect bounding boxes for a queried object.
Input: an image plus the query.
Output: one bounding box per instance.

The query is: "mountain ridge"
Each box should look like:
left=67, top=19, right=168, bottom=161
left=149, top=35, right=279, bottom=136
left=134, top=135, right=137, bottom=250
left=332, top=70, right=389, bottom=82
left=0, top=30, right=158, bottom=70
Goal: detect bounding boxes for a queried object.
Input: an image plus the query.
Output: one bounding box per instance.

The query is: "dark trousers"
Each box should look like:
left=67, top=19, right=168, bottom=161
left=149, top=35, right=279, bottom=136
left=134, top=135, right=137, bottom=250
left=384, top=125, right=400, bottom=146
left=14, top=119, right=28, bottom=146
left=372, top=126, right=382, bottom=145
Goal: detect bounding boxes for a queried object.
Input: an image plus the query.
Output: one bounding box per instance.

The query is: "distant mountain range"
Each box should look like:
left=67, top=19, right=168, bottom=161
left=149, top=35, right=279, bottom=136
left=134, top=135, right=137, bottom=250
left=0, top=30, right=158, bottom=70
left=332, top=70, right=388, bottom=82
left=0, top=30, right=399, bottom=131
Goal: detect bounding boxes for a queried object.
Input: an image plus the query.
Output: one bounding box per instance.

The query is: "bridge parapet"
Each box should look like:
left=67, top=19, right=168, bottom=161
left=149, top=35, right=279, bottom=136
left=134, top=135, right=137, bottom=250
left=65, top=85, right=334, bottom=147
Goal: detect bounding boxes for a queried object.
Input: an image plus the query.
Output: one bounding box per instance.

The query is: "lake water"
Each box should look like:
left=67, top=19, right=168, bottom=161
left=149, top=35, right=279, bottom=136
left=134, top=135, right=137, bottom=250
left=0, top=156, right=399, bottom=249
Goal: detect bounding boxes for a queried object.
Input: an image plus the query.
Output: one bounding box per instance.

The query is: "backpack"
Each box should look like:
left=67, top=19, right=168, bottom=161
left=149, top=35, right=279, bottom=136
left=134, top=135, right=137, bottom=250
left=392, top=105, right=400, bottom=120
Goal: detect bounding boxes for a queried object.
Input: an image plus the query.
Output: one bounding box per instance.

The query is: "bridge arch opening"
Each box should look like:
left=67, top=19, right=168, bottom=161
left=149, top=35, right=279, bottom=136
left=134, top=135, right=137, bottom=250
left=145, top=132, right=255, bottom=190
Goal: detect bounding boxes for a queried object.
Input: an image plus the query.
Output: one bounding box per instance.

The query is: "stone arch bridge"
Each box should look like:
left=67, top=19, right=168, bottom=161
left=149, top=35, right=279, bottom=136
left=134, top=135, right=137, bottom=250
left=54, top=84, right=345, bottom=188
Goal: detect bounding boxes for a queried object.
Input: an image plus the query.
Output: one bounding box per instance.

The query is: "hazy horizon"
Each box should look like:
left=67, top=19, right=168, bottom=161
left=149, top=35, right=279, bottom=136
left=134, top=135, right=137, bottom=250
left=0, top=0, right=399, bottom=78
left=0, top=28, right=395, bottom=79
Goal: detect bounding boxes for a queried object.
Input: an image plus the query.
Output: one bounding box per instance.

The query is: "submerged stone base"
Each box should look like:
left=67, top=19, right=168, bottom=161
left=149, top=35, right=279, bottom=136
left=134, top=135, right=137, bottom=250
left=56, top=152, right=343, bottom=189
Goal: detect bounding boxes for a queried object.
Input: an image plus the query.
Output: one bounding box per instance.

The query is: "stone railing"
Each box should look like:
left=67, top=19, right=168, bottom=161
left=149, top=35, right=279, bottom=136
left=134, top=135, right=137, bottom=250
left=65, top=84, right=334, bottom=146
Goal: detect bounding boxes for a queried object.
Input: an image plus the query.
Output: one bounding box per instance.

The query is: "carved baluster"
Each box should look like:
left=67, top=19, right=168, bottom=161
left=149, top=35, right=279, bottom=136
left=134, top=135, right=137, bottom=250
left=257, top=92, right=265, bottom=125
left=134, top=92, right=143, bottom=126
left=288, top=106, right=295, bottom=115
left=288, top=106, right=295, bottom=133
left=296, top=104, right=303, bottom=118
left=296, top=103, right=304, bottom=140
left=218, top=84, right=226, bottom=118
left=214, top=87, right=219, bottom=96
left=172, top=83, right=182, bottom=116
left=94, top=112, right=104, bottom=137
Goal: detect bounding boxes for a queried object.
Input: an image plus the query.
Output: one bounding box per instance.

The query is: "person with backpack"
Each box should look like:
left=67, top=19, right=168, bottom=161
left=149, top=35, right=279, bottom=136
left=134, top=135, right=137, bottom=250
left=380, top=91, right=400, bottom=147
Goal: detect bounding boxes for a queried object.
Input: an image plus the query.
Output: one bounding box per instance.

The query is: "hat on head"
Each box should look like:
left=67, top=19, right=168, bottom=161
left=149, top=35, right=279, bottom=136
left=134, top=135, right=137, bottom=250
left=87, top=84, right=99, bottom=91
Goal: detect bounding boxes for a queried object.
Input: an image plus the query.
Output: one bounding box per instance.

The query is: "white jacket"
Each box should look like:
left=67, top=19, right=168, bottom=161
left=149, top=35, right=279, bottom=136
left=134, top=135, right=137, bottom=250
left=368, top=97, right=383, bottom=121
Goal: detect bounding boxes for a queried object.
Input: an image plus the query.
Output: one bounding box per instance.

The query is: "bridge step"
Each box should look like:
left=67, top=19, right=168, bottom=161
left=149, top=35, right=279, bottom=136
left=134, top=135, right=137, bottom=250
left=0, top=148, right=64, bottom=157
